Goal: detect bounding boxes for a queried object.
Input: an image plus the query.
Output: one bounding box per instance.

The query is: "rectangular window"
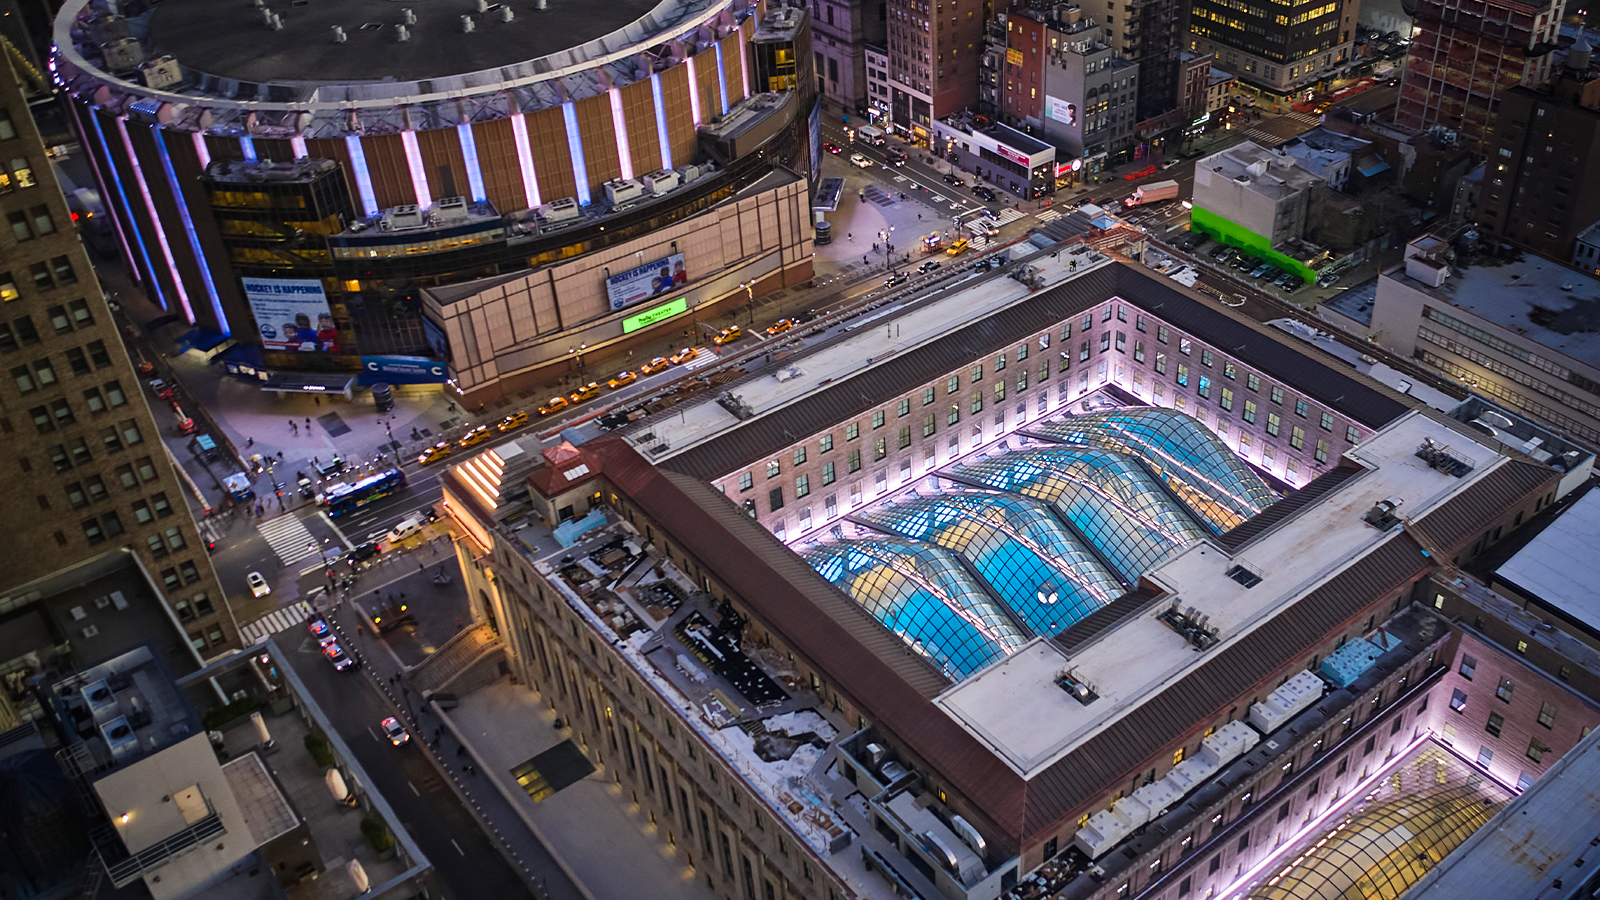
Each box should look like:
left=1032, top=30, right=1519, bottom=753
left=1079, top=340, right=1090, bottom=362
left=1223, top=361, right=1237, bottom=379
left=874, top=436, right=887, bottom=460
left=69, top=298, right=93, bottom=327
left=1478, top=745, right=1494, bottom=767
left=1100, top=332, right=1111, bottom=352
left=1134, top=340, right=1145, bottom=363
left=846, top=422, right=860, bottom=441
left=1157, top=325, right=1169, bottom=344
left=795, top=474, right=810, bottom=498
left=8, top=210, right=30, bottom=241
left=1197, top=375, right=1211, bottom=399
left=947, top=405, right=960, bottom=426
left=738, top=472, right=753, bottom=491
left=923, top=413, right=936, bottom=437
left=947, top=376, right=960, bottom=394
left=793, top=446, right=806, bottom=466
left=897, top=425, right=911, bottom=449
left=971, top=394, right=984, bottom=414
left=1270, top=385, right=1283, bottom=403
left=1497, top=678, right=1514, bottom=702
left=1220, top=387, right=1233, bottom=411
left=1459, top=655, right=1476, bottom=679
left=871, top=410, right=885, bottom=429
left=1527, top=737, right=1548, bottom=763
left=1315, top=439, right=1329, bottom=463
left=51, top=256, right=76, bottom=285
left=820, top=434, right=833, bottom=453
left=1136, top=315, right=1148, bottom=332
left=28, top=261, right=50, bottom=290
left=769, top=487, right=784, bottom=511
left=1266, top=412, right=1280, bottom=436
left=1320, top=411, right=1334, bottom=431
left=1538, top=702, right=1556, bottom=729
left=822, top=461, right=835, bottom=485
left=28, top=205, right=52, bottom=236
left=995, top=353, right=1006, bottom=372
left=897, top=398, right=910, bottom=417
left=922, top=387, right=935, bottom=406
left=1451, top=689, right=1468, bottom=712
left=1115, top=331, right=1127, bottom=353
left=65, top=347, right=88, bottom=375
left=1176, top=364, right=1189, bottom=386
left=971, top=365, right=983, bottom=383
left=88, top=340, right=110, bottom=368
left=1295, top=398, right=1309, bottom=417
left=1290, top=426, right=1305, bottom=450
left=1486, top=713, right=1504, bottom=737
left=1179, top=338, right=1192, bottom=356
left=766, top=460, right=781, bottom=479
left=1347, top=425, right=1361, bottom=444
left=848, top=449, right=861, bottom=473
left=994, top=382, right=1006, bottom=402
left=1201, top=349, right=1214, bottom=367
left=1154, top=353, right=1167, bottom=375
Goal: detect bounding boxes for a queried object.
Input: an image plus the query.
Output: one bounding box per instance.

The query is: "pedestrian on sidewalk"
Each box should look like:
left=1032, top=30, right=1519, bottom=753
left=314, top=396, right=320, bottom=406
left=305, top=416, right=312, bottom=430
left=246, top=437, right=254, bottom=448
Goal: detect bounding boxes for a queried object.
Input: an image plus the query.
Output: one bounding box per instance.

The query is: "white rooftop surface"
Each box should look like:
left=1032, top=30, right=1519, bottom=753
left=936, top=410, right=1507, bottom=777
left=1496, top=488, right=1600, bottom=629
left=1268, top=318, right=1461, bottom=412
left=640, top=249, right=1115, bottom=457
left=1391, top=249, right=1600, bottom=370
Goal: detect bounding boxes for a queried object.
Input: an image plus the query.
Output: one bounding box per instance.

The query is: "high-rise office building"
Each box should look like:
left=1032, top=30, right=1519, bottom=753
left=1072, top=0, right=1187, bottom=123
left=0, top=58, right=240, bottom=707
left=884, top=0, right=986, bottom=140
left=1187, top=0, right=1358, bottom=99
left=1396, top=0, right=1561, bottom=149
left=1475, top=42, right=1600, bottom=262
left=813, top=0, right=889, bottom=114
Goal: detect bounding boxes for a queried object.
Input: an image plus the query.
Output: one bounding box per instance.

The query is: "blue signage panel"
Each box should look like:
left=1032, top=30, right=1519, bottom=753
left=359, top=355, right=449, bottom=385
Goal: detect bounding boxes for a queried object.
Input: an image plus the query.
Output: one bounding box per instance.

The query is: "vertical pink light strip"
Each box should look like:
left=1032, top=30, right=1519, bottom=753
left=400, top=129, right=431, bottom=207
left=509, top=114, right=541, bottom=208
left=115, top=117, right=195, bottom=324
left=608, top=88, right=634, bottom=181
left=686, top=55, right=703, bottom=126
left=190, top=132, right=211, bottom=169
left=739, top=28, right=751, bottom=99
left=290, top=136, right=308, bottom=159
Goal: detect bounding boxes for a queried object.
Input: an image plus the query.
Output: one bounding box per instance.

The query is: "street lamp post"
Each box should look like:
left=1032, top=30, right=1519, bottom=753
left=739, top=281, right=755, bottom=325
left=878, top=226, right=896, bottom=272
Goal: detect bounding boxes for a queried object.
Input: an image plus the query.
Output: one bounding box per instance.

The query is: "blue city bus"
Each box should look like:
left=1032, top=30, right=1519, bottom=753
left=317, top=468, right=407, bottom=517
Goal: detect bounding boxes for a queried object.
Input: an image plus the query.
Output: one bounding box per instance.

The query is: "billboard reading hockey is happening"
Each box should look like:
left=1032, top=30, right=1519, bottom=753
left=606, top=253, right=688, bottom=311
left=244, top=278, right=339, bottom=352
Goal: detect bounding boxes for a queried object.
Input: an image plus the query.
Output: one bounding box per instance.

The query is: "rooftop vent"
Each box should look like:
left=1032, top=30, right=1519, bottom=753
left=1225, top=564, right=1262, bottom=588
left=1416, top=437, right=1473, bottom=477
left=1055, top=668, right=1099, bottom=705
left=1158, top=600, right=1219, bottom=649
left=1363, top=496, right=1403, bottom=530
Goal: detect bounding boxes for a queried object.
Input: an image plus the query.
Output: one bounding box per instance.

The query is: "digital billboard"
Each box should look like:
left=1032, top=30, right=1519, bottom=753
left=243, top=277, right=339, bottom=352
left=622, top=297, right=688, bottom=333
left=606, top=253, right=687, bottom=310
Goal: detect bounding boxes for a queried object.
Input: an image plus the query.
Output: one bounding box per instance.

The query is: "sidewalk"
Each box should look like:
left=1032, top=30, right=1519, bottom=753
left=440, top=678, right=715, bottom=900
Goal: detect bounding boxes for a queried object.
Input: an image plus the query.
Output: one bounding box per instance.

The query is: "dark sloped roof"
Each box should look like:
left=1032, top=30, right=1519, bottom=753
left=664, top=263, right=1412, bottom=482
left=1052, top=586, right=1164, bottom=653
left=585, top=437, right=1032, bottom=844
left=1019, top=532, right=1433, bottom=837
left=1217, top=461, right=1365, bottom=550
left=1416, top=458, right=1557, bottom=555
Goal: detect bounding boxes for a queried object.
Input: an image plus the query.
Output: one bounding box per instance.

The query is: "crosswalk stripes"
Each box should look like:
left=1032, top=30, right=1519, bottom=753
left=240, top=600, right=313, bottom=645
left=968, top=234, right=990, bottom=250
left=1240, top=127, right=1285, bottom=148
left=995, top=208, right=1026, bottom=226
left=1036, top=208, right=1063, bottom=223
left=891, top=174, right=908, bottom=183
left=1284, top=111, right=1321, bottom=126
left=257, top=514, right=322, bottom=567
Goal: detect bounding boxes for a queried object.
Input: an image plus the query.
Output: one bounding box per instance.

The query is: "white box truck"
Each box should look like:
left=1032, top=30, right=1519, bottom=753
left=1126, top=180, right=1180, bottom=207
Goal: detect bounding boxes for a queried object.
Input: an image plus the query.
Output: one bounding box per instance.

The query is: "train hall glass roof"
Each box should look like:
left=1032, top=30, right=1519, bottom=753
left=803, top=406, right=1276, bottom=682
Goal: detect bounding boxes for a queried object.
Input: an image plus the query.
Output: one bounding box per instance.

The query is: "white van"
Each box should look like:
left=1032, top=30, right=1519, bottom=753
left=383, top=513, right=427, bottom=547
left=856, top=124, right=887, bottom=146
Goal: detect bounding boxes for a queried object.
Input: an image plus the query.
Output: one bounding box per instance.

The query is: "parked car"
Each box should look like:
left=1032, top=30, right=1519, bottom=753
left=149, top=379, right=176, bottom=400
left=384, top=514, right=427, bottom=547
left=972, top=185, right=998, bottom=202
left=849, top=153, right=873, bottom=169
left=537, top=396, right=568, bottom=416
left=1250, top=263, right=1273, bottom=278
left=1211, top=246, right=1233, bottom=261
left=1275, top=270, right=1296, bottom=286
left=497, top=410, right=528, bottom=432
left=1283, top=279, right=1305, bottom=295
left=606, top=370, right=637, bottom=389
left=247, top=571, right=270, bottom=598
left=307, top=614, right=335, bottom=646
left=1318, top=274, right=1340, bottom=287
left=381, top=717, right=410, bottom=746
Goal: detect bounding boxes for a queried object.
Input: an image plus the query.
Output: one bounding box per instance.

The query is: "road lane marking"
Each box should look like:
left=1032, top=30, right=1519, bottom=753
left=451, top=838, right=465, bottom=856
left=409, top=781, right=420, bottom=796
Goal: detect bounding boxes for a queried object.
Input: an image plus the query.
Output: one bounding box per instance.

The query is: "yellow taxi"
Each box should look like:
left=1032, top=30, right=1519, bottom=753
left=496, top=410, right=528, bottom=432
left=606, top=370, right=637, bottom=390
left=417, top=441, right=453, bottom=466
left=537, top=396, right=569, bottom=416
left=713, top=325, right=744, bottom=346
left=639, top=356, right=671, bottom=375
left=568, top=382, right=602, bottom=403
left=458, top=425, right=492, bottom=448
left=669, top=346, right=699, bottom=365
left=945, top=238, right=971, bottom=257
left=764, top=319, right=793, bottom=337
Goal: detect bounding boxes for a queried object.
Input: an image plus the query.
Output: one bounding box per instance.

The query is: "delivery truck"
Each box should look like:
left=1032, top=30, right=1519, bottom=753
left=1126, top=179, right=1180, bottom=207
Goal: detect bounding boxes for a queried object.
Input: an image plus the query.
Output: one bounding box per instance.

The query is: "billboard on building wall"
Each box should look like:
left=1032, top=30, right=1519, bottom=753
left=605, top=253, right=688, bottom=311
left=1045, top=96, right=1078, bottom=125
left=243, top=277, right=339, bottom=352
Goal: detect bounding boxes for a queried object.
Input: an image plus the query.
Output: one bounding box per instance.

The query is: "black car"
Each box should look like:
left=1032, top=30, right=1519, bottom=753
left=297, top=472, right=315, bottom=499
left=918, top=261, right=942, bottom=274
left=346, top=541, right=380, bottom=566
left=942, top=172, right=964, bottom=186
left=973, top=259, right=992, bottom=272
left=315, top=456, right=345, bottom=478
left=885, top=148, right=907, bottom=166
left=884, top=272, right=910, bottom=287
left=972, top=185, right=998, bottom=202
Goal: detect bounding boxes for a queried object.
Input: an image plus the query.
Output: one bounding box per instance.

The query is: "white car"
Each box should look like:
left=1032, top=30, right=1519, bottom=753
left=383, top=513, right=427, bottom=548
left=849, top=153, right=873, bottom=169
left=381, top=716, right=409, bottom=746
left=247, top=571, right=270, bottom=598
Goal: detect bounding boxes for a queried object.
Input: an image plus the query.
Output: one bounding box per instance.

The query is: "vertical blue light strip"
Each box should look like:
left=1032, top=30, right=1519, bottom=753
left=562, top=102, right=590, bottom=205
left=651, top=73, right=673, bottom=171
left=152, top=126, right=227, bottom=335
left=117, top=117, right=195, bottom=324
left=240, top=135, right=257, bottom=161
left=344, top=135, right=379, bottom=217
left=71, top=102, right=138, bottom=274
left=89, top=111, right=164, bottom=310
left=715, top=43, right=730, bottom=116
left=456, top=123, right=487, bottom=202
